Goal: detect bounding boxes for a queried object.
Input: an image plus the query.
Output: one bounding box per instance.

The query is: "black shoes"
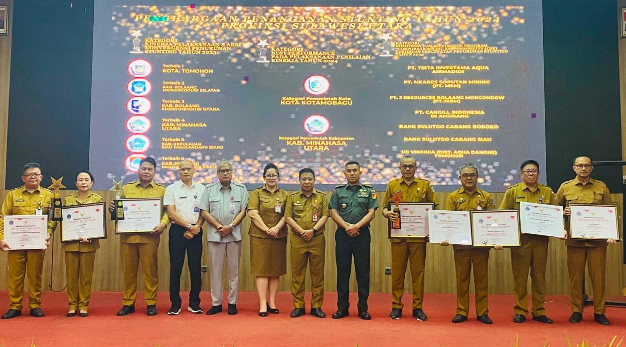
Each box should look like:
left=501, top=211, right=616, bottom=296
left=331, top=309, right=349, bottom=319
left=290, top=308, right=305, bottom=318
left=206, top=305, right=222, bottom=315
left=1, top=309, right=21, bottom=319
left=532, top=315, right=553, bottom=324
left=358, top=311, right=372, bottom=320
left=594, top=314, right=610, bottom=326
left=267, top=304, right=279, bottom=314
left=187, top=304, right=203, bottom=314
left=78, top=311, right=88, bottom=318
left=513, top=314, right=526, bottom=323
left=477, top=314, right=493, bottom=324
left=147, top=305, right=157, bottom=316
left=451, top=314, right=467, bottom=323
left=66, top=310, right=77, bottom=317
left=228, top=304, right=238, bottom=315
left=569, top=312, right=582, bottom=323
left=413, top=309, right=427, bottom=321
left=29, top=308, right=45, bottom=318
left=310, top=308, right=326, bottom=318
left=117, top=305, right=135, bottom=316
left=389, top=308, right=402, bottom=320
left=167, top=303, right=181, bottom=315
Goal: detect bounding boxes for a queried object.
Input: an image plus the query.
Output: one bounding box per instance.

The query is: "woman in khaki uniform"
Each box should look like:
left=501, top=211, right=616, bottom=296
left=63, top=171, right=102, bottom=317
left=247, top=163, right=288, bottom=316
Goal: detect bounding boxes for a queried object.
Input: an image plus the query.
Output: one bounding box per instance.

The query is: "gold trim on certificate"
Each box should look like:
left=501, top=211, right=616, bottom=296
left=569, top=204, right=619, bottom=240
left=61, top=202, right=107, bottom=242
left=115, top=198, right=163, bottom=234
left=387, top=202, right=434, bottom=239
left=471, top=210, right=520, bottom=247
left=3, top=215, right=48, bottom=250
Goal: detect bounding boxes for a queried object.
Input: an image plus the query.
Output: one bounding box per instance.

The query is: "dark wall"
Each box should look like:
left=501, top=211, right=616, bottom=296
left=5, top=0, right=623, bottom=192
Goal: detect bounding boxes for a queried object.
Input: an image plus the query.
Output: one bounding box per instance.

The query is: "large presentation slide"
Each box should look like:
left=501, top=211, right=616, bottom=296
left=90, top=0, right=545, bottom=190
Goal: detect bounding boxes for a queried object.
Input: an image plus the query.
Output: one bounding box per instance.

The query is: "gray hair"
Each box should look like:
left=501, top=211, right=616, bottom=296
left=216, top=160, right=233, bottom=171
left=459, top=163, right=478, bottom=174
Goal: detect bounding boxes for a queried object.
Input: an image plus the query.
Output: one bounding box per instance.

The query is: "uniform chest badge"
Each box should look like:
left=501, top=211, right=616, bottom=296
left=341, top=203, right=347, bottom=209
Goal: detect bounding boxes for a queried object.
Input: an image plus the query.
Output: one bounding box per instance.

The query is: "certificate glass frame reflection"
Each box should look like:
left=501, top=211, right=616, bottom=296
left=3, top=215, right=48, bottom=250
left=61, top=202, right=107, bottom=242
left=569, top=204, right=620, bottom=240
left=471, top=210, right=521, bottom=247
left=115, top=198, right=163, bottom=234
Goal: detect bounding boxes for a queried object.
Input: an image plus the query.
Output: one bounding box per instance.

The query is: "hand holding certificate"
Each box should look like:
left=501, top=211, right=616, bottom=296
left=519, top=202, right=564, bottom=238
left=3, top=215, right=49, bottom=250
left=61, top=203, right=107, bottom=242
left=388, top=203, right=434, bottom=239
left=115, top=198, right=163, bottom=234
left=471, top=210, right=520, bottom=247
left=428, top=210, right=472, bottom=245
left=569, top=204, right=619, bottom=240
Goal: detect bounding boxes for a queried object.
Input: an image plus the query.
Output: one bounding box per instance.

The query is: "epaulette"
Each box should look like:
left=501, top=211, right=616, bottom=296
left=41, top=187, right=53, bottom=193
left=313, top=188, right=324, bottom=194
left=124, top=180, right=139, bottom=186
left=232, top=182, right=246, bottom=188
left=92, top=192, right=104, bottom=199
left=287, top=191, right=300, bottom=196
left=10, top=186, right=22, bottom=192
left=507, top=183, right=520, bottom=190
left=153, top=182, right=165, bottom=187
left=362, top=183, right=372, bottom=188
left=334, top=184, right=346, bottom=189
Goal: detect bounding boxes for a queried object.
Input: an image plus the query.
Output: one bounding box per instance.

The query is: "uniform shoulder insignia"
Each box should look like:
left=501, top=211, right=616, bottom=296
left=287, top=191, right=299, bottom=196
left=334, top=184, right=346, bottom=189
left=10, top=187, right=22, bottom=192
left=41, top=187, right=52, bottom=193
left=93, top=193, right=104, bottom=199
left=362, top=183, right=372, bottom=188
left=154, top=182, right=165, bottom=187
left=506, top=184, right=518, bottom=190
left=314, top=188, right=325, bottom=194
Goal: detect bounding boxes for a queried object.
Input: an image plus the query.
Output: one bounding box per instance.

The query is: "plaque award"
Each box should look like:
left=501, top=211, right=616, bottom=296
left=48, top=176, right=66, bottom=221
left=110, top=179, right=125, bottom=220
left=390, top=191, right=403, bottom=229
left=256, top=39, right=269, bottom=63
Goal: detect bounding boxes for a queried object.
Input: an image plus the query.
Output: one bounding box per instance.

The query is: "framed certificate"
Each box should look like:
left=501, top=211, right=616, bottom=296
left=115, top=198, right=163, bottom=234
left=61, top=203, right=107, bottom=242
left=569, top=204, right=619, bottom=240
left=3, top=215, right=48, bottom=250
left=428, top=210, right=472, bottom=245
left=388, top=202, right=434, bottom=239
left=471, top=210, right=520, bottom=247
left=519, top=202, right=565, bottom=238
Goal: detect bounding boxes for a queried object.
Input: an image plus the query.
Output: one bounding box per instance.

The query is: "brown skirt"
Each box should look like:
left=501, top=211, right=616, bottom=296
left=250, top=236, right=287, bottom=276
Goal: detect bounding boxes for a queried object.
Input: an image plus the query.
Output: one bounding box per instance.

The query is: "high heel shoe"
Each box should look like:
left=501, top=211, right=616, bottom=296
left=267, top=304, right=279, bottom=314
left=259, top=311, right=268, bottom=317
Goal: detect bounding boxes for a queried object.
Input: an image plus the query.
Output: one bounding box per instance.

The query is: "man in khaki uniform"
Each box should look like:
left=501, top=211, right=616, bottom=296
left=443, top=163, right=495, bottom=324
left=285, top=168, right=329, bottom=318
left=115, top=157, right=169, bottom=316
left=0, top=163, right=56, bottom=319
left=382, top=156, right=438, bottom=321
left=499, top=159, right=555, bottom=324
left=556, top=156, right=614, bottom=326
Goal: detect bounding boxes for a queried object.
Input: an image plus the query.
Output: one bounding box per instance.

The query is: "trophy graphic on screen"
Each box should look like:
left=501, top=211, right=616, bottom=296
left=256, top=39, right=270, bottom=63
left=130, top=30, right=144, bottom=54
left=379, top=33, right=393, bottom=57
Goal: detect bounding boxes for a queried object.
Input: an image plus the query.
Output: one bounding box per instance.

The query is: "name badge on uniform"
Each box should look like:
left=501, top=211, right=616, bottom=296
left=275, top=201, right=281, bottom=214
left=476, top=199, right=482, bottom=210
left=229, top=203, right=236, bottom=214
left=312, top=210, right=318, bottom=222
left=194, top=206, right=199, bottom=213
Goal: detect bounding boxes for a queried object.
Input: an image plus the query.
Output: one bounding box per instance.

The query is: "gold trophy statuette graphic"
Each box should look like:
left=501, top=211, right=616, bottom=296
left=390, top=191, right=403, bottom=229
left=110, top=179, right=125, bottom=220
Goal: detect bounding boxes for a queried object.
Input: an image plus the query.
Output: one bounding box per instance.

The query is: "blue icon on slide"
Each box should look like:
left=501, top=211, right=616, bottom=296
left=128, top=78, right=152, bottom=96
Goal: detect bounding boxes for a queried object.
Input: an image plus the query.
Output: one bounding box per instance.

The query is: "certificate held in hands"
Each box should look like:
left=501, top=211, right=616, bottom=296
left=471, top=210, right=520, bottom=247
left=569, top=204, right=619, bottom=240
left=519, top=202, right=564, bottom=238
left=428, top=210, right=472, bottom=245
left=61, top=203, right=107, bottom=242
left=3, top=215, right=48, bottom=250
left=388, top=202, right=434, bottom=239
left=115, top=198, right=163, bottom=234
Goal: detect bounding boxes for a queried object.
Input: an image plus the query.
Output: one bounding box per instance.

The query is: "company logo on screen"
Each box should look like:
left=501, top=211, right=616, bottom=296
left=303, top=115, right=330, bottom=135
left=127, top=78, right=152, bottom=96
left=127, top=59, right=152, bottom=77
left=304, top=75, right=330, bottom=95
left=126, top=135, right=151, bottom=152
left=126, top=97, right=151, bottom=115
left=126, top=116, right=151, bottom=133
left=125, top=154, right=147, bottom=172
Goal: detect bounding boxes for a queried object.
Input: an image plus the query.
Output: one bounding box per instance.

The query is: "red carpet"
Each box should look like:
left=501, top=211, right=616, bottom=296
left=0, top=291, right=624, bottom=346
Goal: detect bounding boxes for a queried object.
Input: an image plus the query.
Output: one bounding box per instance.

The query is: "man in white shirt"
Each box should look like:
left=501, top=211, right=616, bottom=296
left=163, top=160, right=205, bottom=315
left=200, top=161, right=248, bottom=315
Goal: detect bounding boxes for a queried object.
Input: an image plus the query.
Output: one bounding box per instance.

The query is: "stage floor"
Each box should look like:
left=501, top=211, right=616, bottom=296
left=0, top=291, right=624, bottom=346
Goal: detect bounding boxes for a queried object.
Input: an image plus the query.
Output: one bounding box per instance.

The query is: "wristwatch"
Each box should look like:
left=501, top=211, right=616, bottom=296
left=186, top=223, right=192, bottom=229
left=311, top=227, right=317, bottom=233
left=229, top=223, right=235, bottom=229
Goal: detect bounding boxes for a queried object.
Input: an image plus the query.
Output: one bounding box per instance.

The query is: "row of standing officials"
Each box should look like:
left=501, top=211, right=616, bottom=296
left=0, top=155, right=617, bottom=326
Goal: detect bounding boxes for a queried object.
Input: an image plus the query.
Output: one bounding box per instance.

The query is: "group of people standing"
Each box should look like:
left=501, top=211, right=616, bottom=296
left=0, top=155, right=616, bottom=326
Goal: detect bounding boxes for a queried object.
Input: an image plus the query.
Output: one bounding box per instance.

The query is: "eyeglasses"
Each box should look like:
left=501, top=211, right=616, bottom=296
left=22, top=173, right=42, bottom=178
left=522, top=170, right=538, bottom=175
left=574, top=164, right=592, bottom=169
left=265, top=174, right=278, bottom=179
left=400, top=165, right=416, bottom=170
left=218, top=169, right=232, bottom=174
left=460, top=173, right=477, bottom=178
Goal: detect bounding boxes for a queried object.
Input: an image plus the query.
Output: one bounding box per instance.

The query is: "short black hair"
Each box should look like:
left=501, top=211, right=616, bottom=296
left=75, top=170, right=95, bottom=183
left=573, top=156, right=592, bottom=165
left=140, top=157, right=157, bottom=169
left=345, top=161, right=360, bottom=168
left=520, top=160, right=539, bottom=171
left=22, top=163, right=41, bottom=174
left=263, top=163, right=279, bottom=178
left=299, top=168, right=315, bottom=179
